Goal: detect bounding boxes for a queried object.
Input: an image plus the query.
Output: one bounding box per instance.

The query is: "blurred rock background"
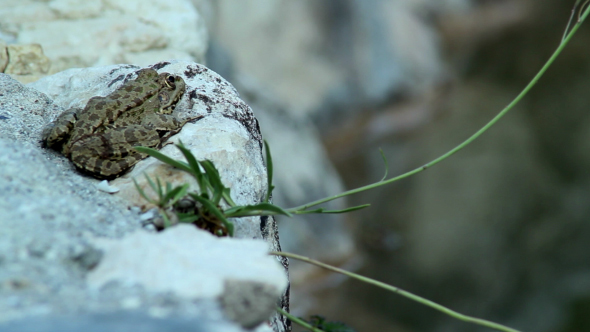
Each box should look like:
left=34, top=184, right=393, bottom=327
left=3, top=0, right=590, bottom=331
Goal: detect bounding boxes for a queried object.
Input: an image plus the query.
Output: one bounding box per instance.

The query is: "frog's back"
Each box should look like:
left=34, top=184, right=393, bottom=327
left=67, top=69, right=163, bottom=143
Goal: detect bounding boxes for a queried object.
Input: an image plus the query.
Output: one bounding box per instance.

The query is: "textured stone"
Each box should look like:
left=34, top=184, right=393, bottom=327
left=29, top=60, right=270, bottom=240
left=1, top=0, right=208, bottom=73
left=0, top=73, right=61, bottom=142
left=0, top=62, right=289, bottom=332
left=208, top=0, right=454, bottom=120
left=0, top=312, right=245, bottom=332
left=220, top=280, right=281, bottom=329
left=4, top=44, right=50, bottom=75
left=88, top=225, right=287, bottom=328
left=0, top=40, right=7, bottom=72
left=48, top=0, right=104, bottom=19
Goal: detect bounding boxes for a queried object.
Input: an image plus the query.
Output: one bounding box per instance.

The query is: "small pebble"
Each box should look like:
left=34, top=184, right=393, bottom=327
left=96, top=180, right=119, bottom=193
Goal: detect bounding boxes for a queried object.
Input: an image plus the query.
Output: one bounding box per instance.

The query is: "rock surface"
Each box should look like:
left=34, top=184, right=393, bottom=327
left=0, top=42, right=52, bottom=84
left=0, top=312, right=245, bottom=332
left=4, top=44, right=50, bottom=76
left=0, top=0, right=208, bottom=73
left=0, top=40, right=7, bottom=72
left=208, top=0, right=459, bottom=120
left=88, top=225, right=287, bottom=329
left=28, top=60, right=275, bottom=241
left=0, top=60, right=289, bottom=332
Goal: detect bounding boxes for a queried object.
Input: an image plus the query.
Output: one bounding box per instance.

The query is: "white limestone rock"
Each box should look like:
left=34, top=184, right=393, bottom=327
left=29, top=60, right=270, bottom=240
left=48, top=0, right=104, bottom=19
left=88, top=225, right=287, bottom=328
left=28, top=61, right=290, bottom=331
left=0, top=60, right=290, bottom=331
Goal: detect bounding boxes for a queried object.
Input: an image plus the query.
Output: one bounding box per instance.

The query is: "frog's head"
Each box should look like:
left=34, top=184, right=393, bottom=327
left=158, top=74, right=185, bottom=114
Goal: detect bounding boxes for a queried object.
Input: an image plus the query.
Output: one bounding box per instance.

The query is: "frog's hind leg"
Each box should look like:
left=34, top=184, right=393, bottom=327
left=69, top=126, right=161, bottom=179
left=71, top=150, right=149, bottom=179
left=41, top=109, right=80, bottom=151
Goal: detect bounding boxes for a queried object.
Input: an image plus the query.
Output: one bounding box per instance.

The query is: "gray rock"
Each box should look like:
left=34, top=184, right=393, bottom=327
left=220, top=280, right=282, bottom=329
left=0, top=73, right=61, bottom=143
left=207, top=1, right=451, bottom=123
left=87, top=225, right=287, bottom=328
left=0, top=40, right=7, bottom=72
left=0, top=312, right=243, bottom=332
left=0, top=61, right=289, bottom=332
left=28, top=60, right=281, bottom=244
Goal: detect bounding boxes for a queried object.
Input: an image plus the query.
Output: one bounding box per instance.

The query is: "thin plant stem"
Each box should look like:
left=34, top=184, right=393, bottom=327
left=563, top=0, right=582, bottom=41
left=271, top=251, right=521, bottom=332
left=580, top=1, right=590, bottom=22
left=288, top=4, right=590, bottom=213
left=276, top=307, right=325, bottom=332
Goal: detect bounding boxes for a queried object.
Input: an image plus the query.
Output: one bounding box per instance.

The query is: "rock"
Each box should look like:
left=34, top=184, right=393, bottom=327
left=207, top=0, right=449, bottom=121
left=0, top=73, right=62, bottom=143
left=47, top=0, right=104, bottom=19
left=208, top=2, right=343, bottom=116
left=0, top=61, right=290, bottom=331
left=0, top=135, right=145, bottom=321
left=205, top=40, right=357, bottom=313
left=1, top=0, right=208, bottom=73
left=220, top=280, right=283, bottom=329
left=29, top=60, right=273, bottom=241
left=0, top=40, right=7, bottom=73
left=4, top=44, right=50, bottom=76
left=0, top=312, right=246, bottom=332
left=0, top=40, right=52, bottom=83
left=88, top=225, right=287, bottom=329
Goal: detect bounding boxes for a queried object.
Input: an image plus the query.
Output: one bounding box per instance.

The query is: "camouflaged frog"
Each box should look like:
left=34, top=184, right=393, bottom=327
left=42, top=68, right=188, bottom=179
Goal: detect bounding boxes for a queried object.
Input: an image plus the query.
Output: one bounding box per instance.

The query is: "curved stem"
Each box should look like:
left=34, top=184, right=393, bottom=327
left=276, top=307, right=325, bottom=332
left=272, top=251, right=521, bottom=332
left=289, top=5, right=590, bottom=213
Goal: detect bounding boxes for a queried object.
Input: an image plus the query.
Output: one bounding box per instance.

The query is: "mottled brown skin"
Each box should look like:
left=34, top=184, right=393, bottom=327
left=42, top=68, right=187, bottom=179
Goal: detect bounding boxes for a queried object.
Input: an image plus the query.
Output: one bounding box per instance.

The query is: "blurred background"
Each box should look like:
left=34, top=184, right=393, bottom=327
left=3, top=0, right=590, bottom=331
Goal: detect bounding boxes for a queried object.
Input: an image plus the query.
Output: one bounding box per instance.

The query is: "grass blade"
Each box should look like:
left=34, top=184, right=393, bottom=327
left=321, top=204, right=371, bottom=213
left=190, top=194, right=235, bottom=236
left=135, top=146, right=192, bottom=173
left=199, top=159, right=225, bottom=204
left=176, top=212, right=200, bottom=224
left=174, top=142, right=207, bottom=194
left=225, top=202, right=292, bottom=218
left=221, top=188, right=236, bottom=207
left=276, top=307, right=325, bottom=332
left=163, top=183, right=190, bottom=205
left=144, top=174, right=159, bottom=199
left=264, top=140, right=275, bottom=202
left=379, top=149, right=389, bottom=182
left=294, top=204, right=371, bottom=215
left=155, top=177, right=164, bottom=200
left=133, top=178, right=156, bottom=205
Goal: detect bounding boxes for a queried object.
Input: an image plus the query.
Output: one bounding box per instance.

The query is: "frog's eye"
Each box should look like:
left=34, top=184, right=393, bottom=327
left=165, top=75, right=175, bottom=87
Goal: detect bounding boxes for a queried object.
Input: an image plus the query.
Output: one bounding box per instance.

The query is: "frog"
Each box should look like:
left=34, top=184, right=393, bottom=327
left=42, top=68, right=189, bottom=179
